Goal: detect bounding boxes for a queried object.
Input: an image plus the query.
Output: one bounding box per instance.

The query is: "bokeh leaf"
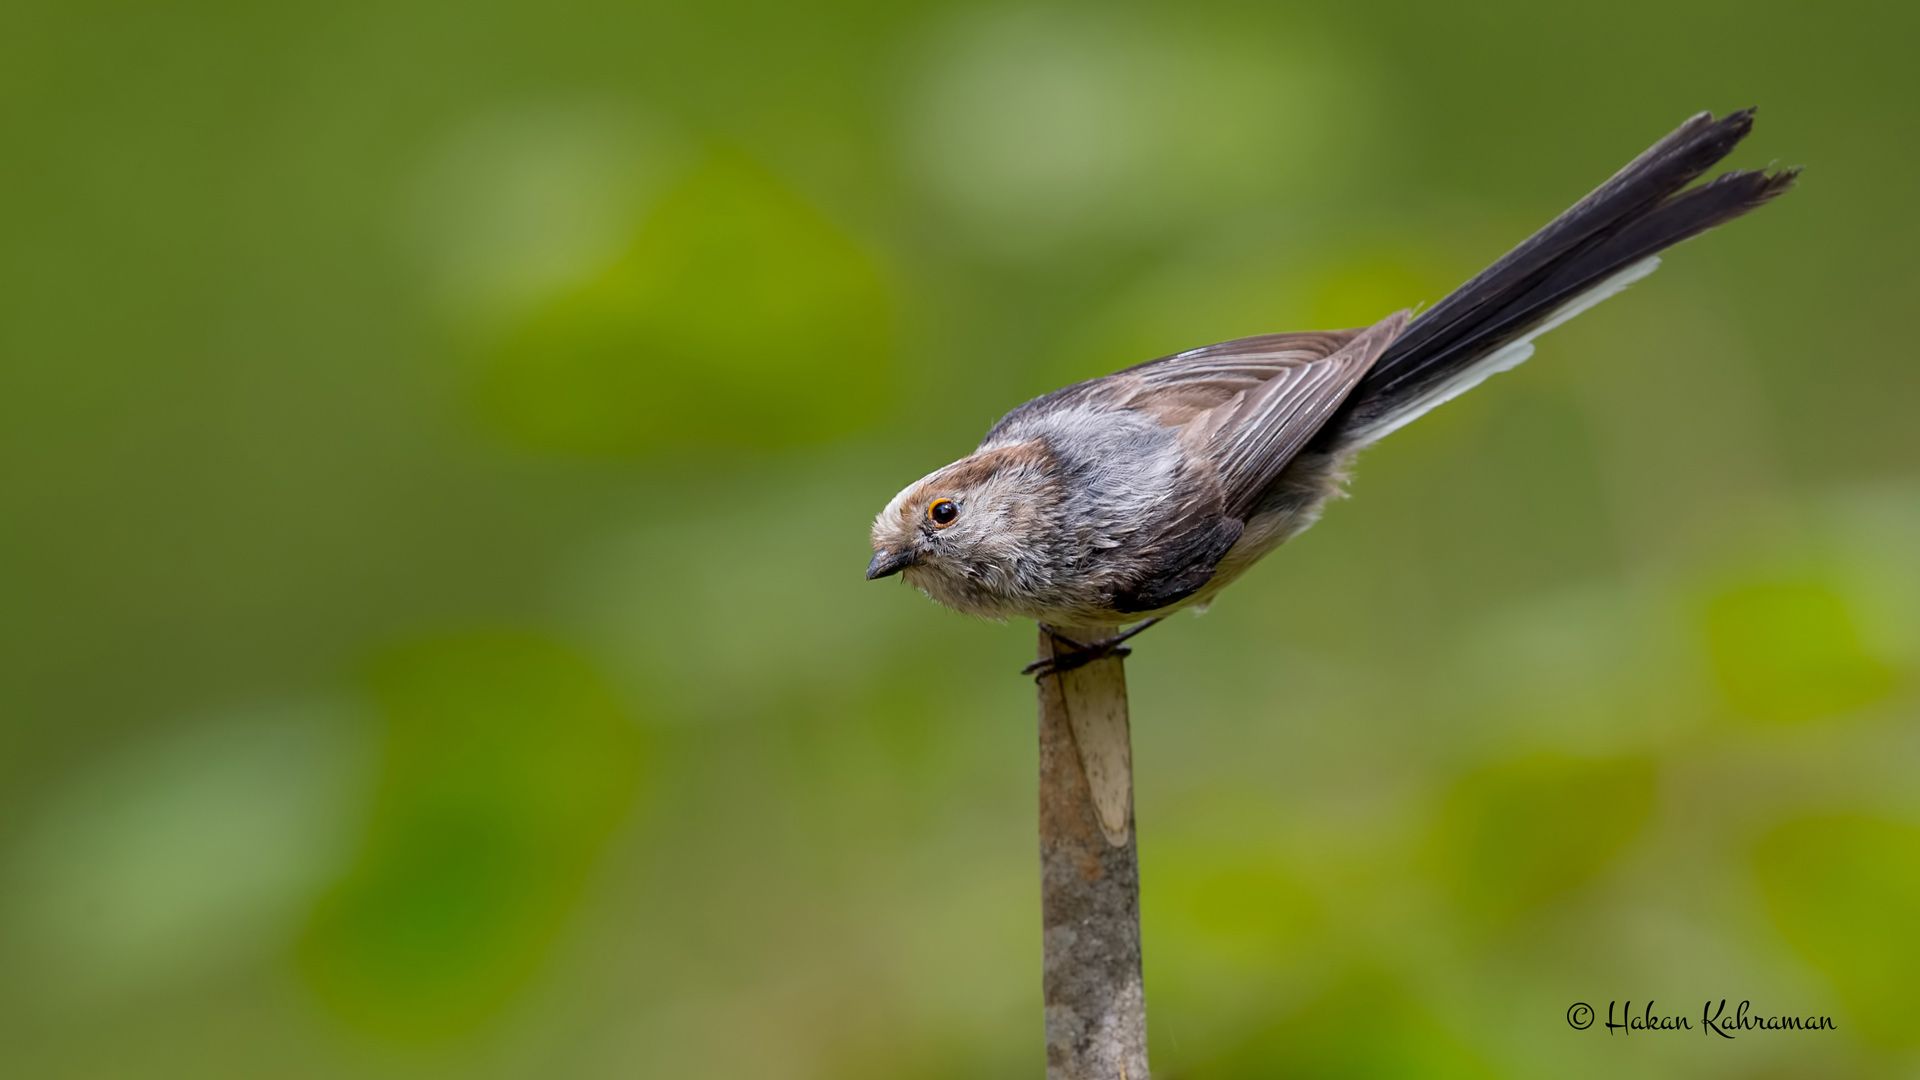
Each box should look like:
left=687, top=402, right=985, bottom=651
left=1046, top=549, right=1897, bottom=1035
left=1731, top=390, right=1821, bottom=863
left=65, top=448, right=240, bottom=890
left=480, top=151, right=891, bottom=456
left=1190, top=971, right=1499, bottom=1080
left=1305, top=253, right=1455, bottom=331
left=1705, top=582, right=1895, bottom=723
left=1152, top=855, right=1322, bottom=966
left=1754, top=814, right=1920, bottom=1048
left=299, top=632, right=644, bottom=1039
left=1433, top=754, right=1655, bottom=923
left=3, top=704, right=370, bottom=999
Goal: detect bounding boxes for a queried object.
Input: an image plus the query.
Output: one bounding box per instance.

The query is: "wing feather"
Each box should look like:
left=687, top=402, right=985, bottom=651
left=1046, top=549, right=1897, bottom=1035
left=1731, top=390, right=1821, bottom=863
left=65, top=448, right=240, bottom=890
left=984, top=319, right=1405, bottom=521
left=1184, top=313, right=1408, bottom=516
left=1114, top=330, right=1363, bottom=426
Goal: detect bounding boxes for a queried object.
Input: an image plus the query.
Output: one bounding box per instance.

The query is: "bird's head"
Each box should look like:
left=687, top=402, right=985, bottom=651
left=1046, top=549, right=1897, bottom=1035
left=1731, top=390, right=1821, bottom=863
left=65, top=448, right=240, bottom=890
left=867, top=440, right=1060, bottom=618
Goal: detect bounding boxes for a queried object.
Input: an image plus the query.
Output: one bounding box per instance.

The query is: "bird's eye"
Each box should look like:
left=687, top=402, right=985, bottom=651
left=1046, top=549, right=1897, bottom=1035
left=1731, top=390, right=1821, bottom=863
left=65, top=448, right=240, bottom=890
left=928, top=498, right=959, bottom=527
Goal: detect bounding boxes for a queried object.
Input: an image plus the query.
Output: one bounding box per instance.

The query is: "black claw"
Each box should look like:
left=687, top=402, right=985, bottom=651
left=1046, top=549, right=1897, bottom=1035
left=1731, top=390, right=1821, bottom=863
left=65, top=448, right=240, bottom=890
left=1023, top=637, right=1134, bottom=680
left=1022, top=618, right=1164, bottom=680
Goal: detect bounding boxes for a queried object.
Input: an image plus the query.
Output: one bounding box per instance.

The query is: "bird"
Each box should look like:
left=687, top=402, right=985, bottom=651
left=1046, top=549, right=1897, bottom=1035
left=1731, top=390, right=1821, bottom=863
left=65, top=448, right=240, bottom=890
left=867, top=109, right=1797, bottom=678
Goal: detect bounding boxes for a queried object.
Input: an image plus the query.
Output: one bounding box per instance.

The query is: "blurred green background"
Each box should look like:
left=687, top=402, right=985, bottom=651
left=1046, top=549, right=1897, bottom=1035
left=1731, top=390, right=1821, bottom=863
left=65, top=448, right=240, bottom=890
left=2, top=0, right=1916, bottom=1076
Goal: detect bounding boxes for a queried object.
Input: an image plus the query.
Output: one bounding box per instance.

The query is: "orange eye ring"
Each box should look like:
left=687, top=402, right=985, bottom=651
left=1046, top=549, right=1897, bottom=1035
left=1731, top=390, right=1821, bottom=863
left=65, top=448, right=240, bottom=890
left=927, top=498, right=959, bottom=527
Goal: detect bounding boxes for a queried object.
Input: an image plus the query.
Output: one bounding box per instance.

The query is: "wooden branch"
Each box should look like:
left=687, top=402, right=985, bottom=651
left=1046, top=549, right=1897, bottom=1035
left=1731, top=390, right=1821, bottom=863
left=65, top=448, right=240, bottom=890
left=1037, top=625, right=1150, bottom=1079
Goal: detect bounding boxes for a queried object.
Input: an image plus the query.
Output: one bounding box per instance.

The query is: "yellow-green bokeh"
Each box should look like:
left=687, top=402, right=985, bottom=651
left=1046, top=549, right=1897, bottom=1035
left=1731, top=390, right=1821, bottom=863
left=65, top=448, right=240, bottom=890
left=482, top=152, right=893, bottom=456
left=299, top=632, right=644, bottom=1039
left=1755, top=815, right=1920, bottom=1048
left=1433, top=754, right=1657, bottom=925
left=2, top=0, right=1916, bottom=1077
left=1706, top=581, right=1896, bottom=723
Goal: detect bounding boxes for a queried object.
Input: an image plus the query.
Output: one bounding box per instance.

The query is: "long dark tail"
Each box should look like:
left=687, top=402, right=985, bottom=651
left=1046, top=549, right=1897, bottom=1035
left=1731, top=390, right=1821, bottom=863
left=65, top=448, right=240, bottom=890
left=1336, top=108, right=1798, bottom=446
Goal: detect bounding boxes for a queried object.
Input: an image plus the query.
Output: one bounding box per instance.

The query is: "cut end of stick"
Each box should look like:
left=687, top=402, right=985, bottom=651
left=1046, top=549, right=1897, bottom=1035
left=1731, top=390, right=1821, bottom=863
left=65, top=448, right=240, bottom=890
left=1043, top=628, right=1134, bottom=847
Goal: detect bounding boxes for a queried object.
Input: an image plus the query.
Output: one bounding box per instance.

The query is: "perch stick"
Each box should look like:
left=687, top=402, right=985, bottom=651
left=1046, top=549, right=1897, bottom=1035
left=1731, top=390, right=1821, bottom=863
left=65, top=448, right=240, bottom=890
left=1036, top=624, right=1150, bottom=1079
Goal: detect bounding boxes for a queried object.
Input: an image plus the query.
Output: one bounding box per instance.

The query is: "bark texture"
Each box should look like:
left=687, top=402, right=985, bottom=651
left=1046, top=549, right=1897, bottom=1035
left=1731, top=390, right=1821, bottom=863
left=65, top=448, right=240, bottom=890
left=1037, top=625, right=1149, bottom=1079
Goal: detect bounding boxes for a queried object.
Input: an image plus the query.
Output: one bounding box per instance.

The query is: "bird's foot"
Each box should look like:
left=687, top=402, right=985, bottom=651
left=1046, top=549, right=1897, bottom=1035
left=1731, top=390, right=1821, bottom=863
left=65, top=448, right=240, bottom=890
left=1021, top=634, right=1132, bottom=680
left=1022, top=619, right=1162, bottom=680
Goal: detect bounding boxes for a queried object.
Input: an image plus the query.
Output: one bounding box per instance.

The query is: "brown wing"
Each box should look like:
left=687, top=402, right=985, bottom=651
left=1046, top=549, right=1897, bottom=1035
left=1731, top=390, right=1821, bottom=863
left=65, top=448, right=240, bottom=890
left=981, top=329, right=1370, bottom=449
left=1178, top=313, right=1408, bottom=516
left=1113, top=330, right=1365, bottom=428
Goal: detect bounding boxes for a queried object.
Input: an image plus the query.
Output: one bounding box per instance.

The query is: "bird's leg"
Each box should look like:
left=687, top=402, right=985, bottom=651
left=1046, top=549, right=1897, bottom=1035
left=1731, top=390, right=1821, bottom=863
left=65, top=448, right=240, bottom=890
left=1022, top=618, right=1164, bottom=680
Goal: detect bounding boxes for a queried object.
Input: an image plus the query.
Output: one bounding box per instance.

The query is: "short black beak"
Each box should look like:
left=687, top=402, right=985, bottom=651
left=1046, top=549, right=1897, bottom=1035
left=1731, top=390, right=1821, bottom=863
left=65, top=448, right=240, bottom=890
left=866, top=549, right=917, bottom=580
